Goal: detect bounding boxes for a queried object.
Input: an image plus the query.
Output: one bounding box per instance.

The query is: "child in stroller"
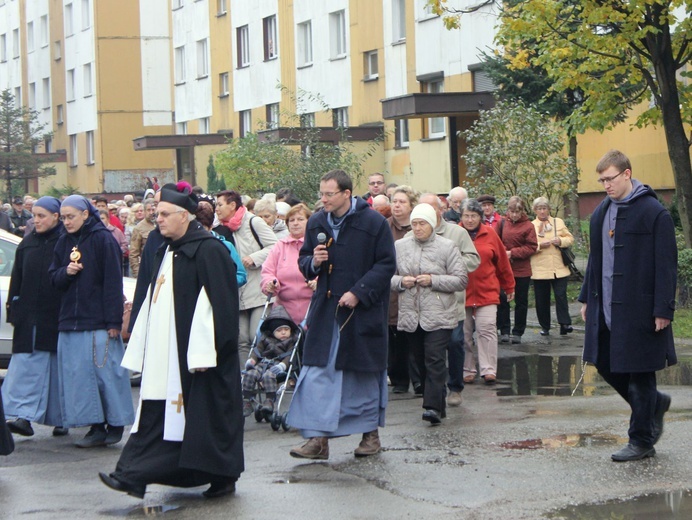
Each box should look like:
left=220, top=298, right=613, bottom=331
left=242, top=306, right=299, bottom=418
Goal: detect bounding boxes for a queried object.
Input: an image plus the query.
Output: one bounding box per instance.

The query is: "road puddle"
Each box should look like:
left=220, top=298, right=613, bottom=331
left=104, top=505, right=181, bottom=517
left=549, top=489, right=692, bottom=519
left=496, top=354, right=692, bottom=396
left=501, top=433, right=626, bottom=450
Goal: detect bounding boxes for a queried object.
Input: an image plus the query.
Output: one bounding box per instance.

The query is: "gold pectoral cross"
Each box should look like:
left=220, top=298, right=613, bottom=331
left=153, top=274, right=165, bottom=303
left=171, top=393, right=184, bottom=413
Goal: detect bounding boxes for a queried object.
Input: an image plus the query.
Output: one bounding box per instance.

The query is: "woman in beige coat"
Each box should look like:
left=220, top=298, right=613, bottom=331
left=392, top=203, right=467, bottom=425
left=530, top=197, right=574, bottom=336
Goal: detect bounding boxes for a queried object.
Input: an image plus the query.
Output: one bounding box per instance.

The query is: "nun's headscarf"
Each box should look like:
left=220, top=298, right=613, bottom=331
left=61, top=195, right=101, bottom=222
left=33, top=196, right=61, bottom=215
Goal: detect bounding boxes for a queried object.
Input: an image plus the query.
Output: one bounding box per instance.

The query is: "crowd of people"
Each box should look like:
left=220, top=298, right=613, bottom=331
left=0, top=149, right=678, bottom=493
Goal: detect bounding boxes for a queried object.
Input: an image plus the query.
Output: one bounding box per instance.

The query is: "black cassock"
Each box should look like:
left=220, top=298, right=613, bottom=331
left=0, top=385, right=14, bottom=456
left=113, top=222, right=243, bottom=487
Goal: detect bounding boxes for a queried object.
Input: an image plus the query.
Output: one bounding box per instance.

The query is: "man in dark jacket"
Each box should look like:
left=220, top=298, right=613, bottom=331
left=579, top=149, right=677, bottom=462
left=288, top=169, right=396, bottom=460
left=7, top=197, right=32, bottom=236
left=100, top=183, right=243, bottom=500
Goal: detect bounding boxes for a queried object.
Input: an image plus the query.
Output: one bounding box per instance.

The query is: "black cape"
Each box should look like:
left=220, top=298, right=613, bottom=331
left=114, top=222, right=243, bottom=485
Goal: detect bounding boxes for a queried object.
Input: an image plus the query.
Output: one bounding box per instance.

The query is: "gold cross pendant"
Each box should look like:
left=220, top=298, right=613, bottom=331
left=153, top=274, right=165, bottom=303
left=171, top=393, right=184, bottom=413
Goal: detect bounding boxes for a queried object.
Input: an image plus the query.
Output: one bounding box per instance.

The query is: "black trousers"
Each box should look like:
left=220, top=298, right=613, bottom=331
left=406, top=327, right=452, bottom=415
left=595, top=325, right=659, bottom=449
left=388, top=326, right=410, bottom=389
left=497, top=276, right=531, bottom=336
left=533, top=277, right=571, bottom=331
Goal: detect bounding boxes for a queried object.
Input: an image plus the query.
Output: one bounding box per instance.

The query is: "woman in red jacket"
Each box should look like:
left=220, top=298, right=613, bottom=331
left=461, top=199, right=515, bottom=384
left=496, top=196, right=538, bottom=344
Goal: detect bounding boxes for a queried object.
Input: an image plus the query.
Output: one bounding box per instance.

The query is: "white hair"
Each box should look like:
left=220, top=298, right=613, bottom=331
left=448, top=186, right=468, bottom=199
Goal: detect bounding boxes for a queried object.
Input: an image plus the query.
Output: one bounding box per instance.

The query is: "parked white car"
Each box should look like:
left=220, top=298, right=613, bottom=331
left=0, top=229, right=136, bottom=368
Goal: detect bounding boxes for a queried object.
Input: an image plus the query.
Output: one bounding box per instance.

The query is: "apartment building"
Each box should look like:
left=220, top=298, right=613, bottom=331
left=1, top=0, right=679, bottom=207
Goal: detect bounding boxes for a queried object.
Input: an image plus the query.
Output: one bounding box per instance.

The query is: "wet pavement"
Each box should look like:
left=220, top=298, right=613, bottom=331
left=1, top=310, right=691, bottom=519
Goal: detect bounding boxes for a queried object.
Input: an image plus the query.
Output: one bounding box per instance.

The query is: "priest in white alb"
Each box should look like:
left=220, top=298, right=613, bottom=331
left=99, top=182, right=243, bottom=499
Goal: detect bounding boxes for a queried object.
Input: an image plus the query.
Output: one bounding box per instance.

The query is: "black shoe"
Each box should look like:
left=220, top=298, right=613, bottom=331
left=99, top=472, right=146, bottom=499
left=392, top=385, right=408, bottom=394
left=75, top=425, right=108, bottom=448
left=413, top=383, right=424, bottom=397
left=611, top=443, right=656, bottom=462
left=52, top=427, right=69, bottom=437
left=105, top=425, right=124, bottom=445
left=422, top=409, right=441, bottom=425
left=540, top=329, right=550, bottom=336
left=653, top=393, right=672, bottom=445
left=560, top=325, right=574, bottom=335
left=7, top=418, right=34, bottom=437
left=511, top=335, right=522, bottom=344
left=203, top=478, right=237, bottom=498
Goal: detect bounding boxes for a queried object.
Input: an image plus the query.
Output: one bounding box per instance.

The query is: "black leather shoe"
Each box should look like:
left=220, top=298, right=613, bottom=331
left=75, top=425, right=108, bottom=448
left=99, top=472, right=146, bottom=499
left=560, top=325, right=574, bottom=335
left=105, top=425, right=124, bottom=445
left=422, top=409, right=441, bottom=425
left=413, top=383, right=424, bottom=397
left=392, top=385, right=408, bottom=394
left=653, top=393, right=672, bottom=445
left=52, top=427, right=69, bottom=437
left=203, top=478, right=237, bottom=498
left=539, top=329, right=550, bottom=336
left=7, top=418, right=34, bottom=437
left=611, top=443, right=655, bottom=462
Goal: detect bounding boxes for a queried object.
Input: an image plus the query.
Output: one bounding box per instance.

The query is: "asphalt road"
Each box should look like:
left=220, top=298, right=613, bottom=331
left=1, top=329, right=691, bottom=519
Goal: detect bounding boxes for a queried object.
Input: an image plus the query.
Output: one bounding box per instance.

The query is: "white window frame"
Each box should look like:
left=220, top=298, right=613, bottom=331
left=42, top=77, right=50, bottom=109
left=236, top=25, right=249, bottom=68
left=86, top=130, right=94, bottom=165
left=199, top=117, right=210, bottom=134
left=329, top=10, right=347, bottom=59
left=266, top=103, right=279, bottom=130
left=300, top=112, right=315, bottom=128
left=28, top=83, right=36, bottom=110
left=174, top=45, right=186, bottom=84
left=0, top=34, right=6, bottom=62
left=424, top=79, right=445, bottom=137
left=12, top=28, right=19, bottom=58
left=177, top=121, right=187, bottom=135
left=45, top=137, right=53, bottom=153
left=65, top=3, right=74, bottom=37
left=82, top=0, right=91, bottom=30
left=54, top=40, right=61, bottom=61
left=297, top=21, right=312, bottom=67
left=239, top=109, right=251, bottom=137
left=416, top=0, right=437, bottom=21
left=196, top=38, right=209, bottom=78
left=27, top=22, right=34, bottom=53
left=364, top=50, right=378, bottom=80
left=395, top=119, right=409, bottom=148
left=216, top=0, right=227, bottom=15
left=172, top=0, right=183, bottom=9
left=333, top=107, right=348, bottom=128
left=392, top=0, right=406, bottom=42
left=69, top=134, right=78, bottom=166
left=57, top=104, right=64, bottom=124
left=263, top=15, right=278, bottom=60
left=83, top=63, right=93, bottom=97
left=40, top=15, right=48, bottom=47
left=219, top=72, right=229, bottom=97
left=67, top=68, right=75, bottom=101
left=14, top=87, right=21, bottom=108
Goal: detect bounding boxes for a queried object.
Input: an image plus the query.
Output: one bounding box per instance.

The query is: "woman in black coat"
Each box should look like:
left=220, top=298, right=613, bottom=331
left=2, top=197, right=67, bottom=437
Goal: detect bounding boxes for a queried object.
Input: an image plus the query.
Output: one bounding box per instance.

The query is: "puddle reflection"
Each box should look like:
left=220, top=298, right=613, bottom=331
left=496, top=355, right=692, bottom=396
left=549, top=489, right=692, bottom=519
left=104, top=505, right=181, bottom=517
left=501, top=433, right=626, bottom=450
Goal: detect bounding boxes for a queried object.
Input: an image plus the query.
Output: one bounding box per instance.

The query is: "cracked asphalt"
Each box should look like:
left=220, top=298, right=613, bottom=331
left=2, top=316, right=691, bottom=519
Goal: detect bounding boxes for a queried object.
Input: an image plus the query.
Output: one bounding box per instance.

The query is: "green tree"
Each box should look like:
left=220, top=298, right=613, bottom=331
left=0, top=89, right=56, bottom=199
left=430, top=0, right=692, bottom=245
left=214, top=88, right=381, bottom=203
left=463, top=101, right=572, bottom=211
left=206, top=155, right=221, bottom=193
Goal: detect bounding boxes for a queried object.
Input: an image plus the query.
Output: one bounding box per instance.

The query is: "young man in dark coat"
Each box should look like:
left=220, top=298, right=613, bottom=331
left=3, top=197, right=67, bottom=437
left=100, top=183, right=243, bottom=499
left=288, top=169, right=396, bottom=459
left=579, top=149, right=677, bottom=462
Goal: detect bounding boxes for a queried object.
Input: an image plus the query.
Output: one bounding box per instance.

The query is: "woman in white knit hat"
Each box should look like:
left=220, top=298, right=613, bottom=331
left=391, top=203, right=468, bottom=425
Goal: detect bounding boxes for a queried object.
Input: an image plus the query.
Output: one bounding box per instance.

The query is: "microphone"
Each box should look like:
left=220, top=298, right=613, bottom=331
left=317, top=232, right=327, bottom=245
left=316, top=232, right=332, bottom=297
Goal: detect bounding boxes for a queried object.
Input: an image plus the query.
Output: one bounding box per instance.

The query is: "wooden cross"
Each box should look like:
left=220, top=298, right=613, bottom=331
left=153, top=275, right=165, bottom=303
left=170, top=393, right=184, bottom=413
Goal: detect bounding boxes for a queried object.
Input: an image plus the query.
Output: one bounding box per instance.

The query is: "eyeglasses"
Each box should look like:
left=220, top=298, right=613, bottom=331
left=318, top=190, right=344, bottom=199
left=368, top=181, right=385, bottom=186
left=597, top=169, right=627, bottom=185
left=155, top=210, right=185, bottom=219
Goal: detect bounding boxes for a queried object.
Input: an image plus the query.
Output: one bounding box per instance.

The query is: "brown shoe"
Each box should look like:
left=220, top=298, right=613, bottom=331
left=290, top=437, right=329, bottom=460
left=354, top=430, right=381, bottom=457
left=463, top=375, right=475, bottom=384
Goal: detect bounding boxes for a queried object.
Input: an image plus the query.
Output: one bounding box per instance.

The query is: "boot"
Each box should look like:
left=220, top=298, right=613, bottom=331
left=290, top=437, right=329, bottom=460
left=354, top=430, right=381, bottom=457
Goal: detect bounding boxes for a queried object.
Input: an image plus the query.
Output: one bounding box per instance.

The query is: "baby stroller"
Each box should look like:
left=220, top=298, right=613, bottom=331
left=241, top=303, right=303, bottom=431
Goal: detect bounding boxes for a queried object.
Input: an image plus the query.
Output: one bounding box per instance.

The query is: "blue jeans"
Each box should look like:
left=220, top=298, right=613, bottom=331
left=447, top=320, right=465, bottom=392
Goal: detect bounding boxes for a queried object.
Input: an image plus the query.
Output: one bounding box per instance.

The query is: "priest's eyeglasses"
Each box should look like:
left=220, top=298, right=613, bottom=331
left=597, top=169, right=627, bottom=185
left=155, top=210, right=185, bottom=219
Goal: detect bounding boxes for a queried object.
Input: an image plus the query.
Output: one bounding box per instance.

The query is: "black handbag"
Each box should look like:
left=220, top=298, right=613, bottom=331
left=554, top=219, right=582, bottom=280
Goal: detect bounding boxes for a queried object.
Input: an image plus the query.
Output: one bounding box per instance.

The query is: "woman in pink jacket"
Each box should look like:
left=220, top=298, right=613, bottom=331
left=261, top=204, right=316, bottom=325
